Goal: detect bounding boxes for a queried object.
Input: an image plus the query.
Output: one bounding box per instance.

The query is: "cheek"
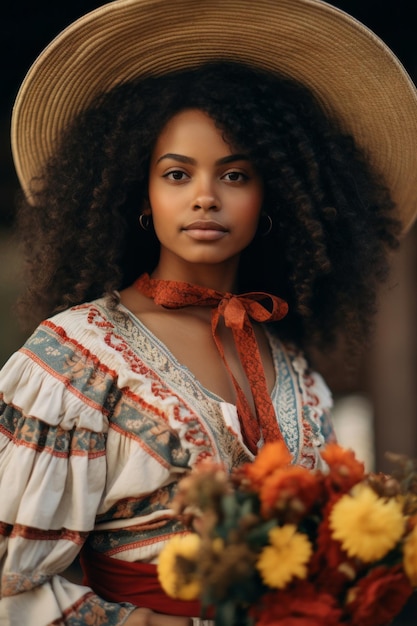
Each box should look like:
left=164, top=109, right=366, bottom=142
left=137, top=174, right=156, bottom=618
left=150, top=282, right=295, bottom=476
left=240, top=189, right=264, bottom=223
left=148, top=186, right=175, bottom=224
left=148, top=181, right=164, bottom=211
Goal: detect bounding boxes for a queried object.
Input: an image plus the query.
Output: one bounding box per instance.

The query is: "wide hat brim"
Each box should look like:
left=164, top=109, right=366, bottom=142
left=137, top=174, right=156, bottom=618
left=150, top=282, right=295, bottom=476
left=11, top=0, right=417, bottom=233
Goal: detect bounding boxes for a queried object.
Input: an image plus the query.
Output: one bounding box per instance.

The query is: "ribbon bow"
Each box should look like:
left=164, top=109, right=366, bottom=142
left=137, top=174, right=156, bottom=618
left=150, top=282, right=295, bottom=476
left=134, top=273, right=289, bottom=455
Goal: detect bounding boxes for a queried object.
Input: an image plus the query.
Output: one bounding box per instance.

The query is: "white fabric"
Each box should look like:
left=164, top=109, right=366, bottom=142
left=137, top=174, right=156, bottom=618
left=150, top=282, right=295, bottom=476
left=0, top=298, right=334, bottom=624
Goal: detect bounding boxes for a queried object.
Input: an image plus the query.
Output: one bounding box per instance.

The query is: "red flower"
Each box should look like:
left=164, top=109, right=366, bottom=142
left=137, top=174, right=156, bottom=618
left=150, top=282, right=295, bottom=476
left=346, top=565, right=413, bottom=626
left=321, top=443, right=365, bottom=493
left=309, top=511, right=360, bottom=595
left=253, top=581, right=342, bottom=626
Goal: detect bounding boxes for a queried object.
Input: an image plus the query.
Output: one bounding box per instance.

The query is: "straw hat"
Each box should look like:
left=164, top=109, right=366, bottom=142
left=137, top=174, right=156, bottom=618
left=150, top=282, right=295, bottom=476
left=11, top=0, right=417, bottom=233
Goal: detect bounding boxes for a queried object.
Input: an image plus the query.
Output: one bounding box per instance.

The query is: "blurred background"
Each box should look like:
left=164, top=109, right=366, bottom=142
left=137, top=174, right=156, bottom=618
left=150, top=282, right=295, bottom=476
left=0, top=0, right=416, bottom=474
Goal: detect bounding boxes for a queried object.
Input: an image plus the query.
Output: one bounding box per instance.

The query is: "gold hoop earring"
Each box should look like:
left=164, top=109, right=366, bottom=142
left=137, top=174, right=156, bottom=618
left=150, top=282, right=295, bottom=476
left=261, top=214, right=273, bottom=236
left=139, top=213, right=151, bottom=231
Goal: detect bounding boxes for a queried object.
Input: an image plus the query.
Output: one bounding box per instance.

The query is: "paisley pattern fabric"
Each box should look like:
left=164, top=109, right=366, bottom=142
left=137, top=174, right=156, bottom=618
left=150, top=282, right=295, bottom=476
left=0, top=295, right=335, bottom=625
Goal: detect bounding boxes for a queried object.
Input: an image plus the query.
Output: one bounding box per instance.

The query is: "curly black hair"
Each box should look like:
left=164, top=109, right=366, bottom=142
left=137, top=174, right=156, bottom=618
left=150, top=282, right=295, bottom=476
left=15, top=61, right=400, bottom=353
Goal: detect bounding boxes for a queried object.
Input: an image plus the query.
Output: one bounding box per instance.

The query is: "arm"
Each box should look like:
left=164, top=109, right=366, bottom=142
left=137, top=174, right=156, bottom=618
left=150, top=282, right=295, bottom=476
left=0, top=322, right=209, bottom=626
left=0, top=339, right=136, bottom=625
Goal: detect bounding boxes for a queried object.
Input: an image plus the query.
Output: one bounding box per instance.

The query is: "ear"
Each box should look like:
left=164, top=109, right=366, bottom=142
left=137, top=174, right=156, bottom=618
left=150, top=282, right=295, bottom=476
left=139, top=196, right=152, bottom=216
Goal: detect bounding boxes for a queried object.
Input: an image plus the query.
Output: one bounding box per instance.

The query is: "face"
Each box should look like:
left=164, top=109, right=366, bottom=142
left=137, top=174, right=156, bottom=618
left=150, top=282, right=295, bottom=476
left=147, top=108, right=264, bottom=279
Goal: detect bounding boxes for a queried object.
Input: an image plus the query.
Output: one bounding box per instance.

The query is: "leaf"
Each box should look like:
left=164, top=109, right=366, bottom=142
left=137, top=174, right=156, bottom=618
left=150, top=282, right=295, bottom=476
left=215, top=599, right=237, bottom=626
left=215, top=600, right=252, bottom=626
left=222, top=493, right=241, bottom=521
left=239, top=494, right=258, bottom=517
left=246, top=518, right=277, bottom=547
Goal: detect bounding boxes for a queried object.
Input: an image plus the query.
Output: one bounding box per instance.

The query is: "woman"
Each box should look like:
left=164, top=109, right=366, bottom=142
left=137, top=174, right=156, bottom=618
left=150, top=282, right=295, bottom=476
left=1, top=1, right=416, bottom=625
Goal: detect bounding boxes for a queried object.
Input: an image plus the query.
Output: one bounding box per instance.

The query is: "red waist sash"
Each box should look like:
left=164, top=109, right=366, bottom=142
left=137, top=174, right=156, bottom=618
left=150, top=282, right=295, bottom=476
left=80, top=542, right=213, bottom=618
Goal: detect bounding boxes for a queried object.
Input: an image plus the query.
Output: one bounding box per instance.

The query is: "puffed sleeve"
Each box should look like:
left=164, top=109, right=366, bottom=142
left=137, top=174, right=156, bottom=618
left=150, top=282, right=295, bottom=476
left=0, top=322, right=136, bottom=625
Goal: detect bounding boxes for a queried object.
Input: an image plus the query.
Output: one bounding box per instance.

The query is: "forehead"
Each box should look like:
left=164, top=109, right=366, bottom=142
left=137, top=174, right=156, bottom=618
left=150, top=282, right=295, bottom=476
left=152, top=108, right=234, bottom=157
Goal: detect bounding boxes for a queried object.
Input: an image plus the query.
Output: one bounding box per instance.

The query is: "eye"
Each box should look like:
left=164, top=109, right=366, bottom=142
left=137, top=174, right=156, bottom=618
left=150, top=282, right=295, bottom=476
left=163, top=170, right=189, bottom=181
left=222, top=171, right=249, bottom=182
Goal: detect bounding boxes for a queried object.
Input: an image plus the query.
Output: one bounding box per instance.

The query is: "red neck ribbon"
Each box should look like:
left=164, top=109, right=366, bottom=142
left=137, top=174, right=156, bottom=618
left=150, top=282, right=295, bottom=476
left=134, top=273, right=289, bottom=455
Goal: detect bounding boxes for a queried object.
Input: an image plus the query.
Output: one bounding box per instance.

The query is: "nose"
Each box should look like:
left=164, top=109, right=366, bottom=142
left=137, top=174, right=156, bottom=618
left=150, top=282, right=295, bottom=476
left=193, top=178, right=220, bottom=211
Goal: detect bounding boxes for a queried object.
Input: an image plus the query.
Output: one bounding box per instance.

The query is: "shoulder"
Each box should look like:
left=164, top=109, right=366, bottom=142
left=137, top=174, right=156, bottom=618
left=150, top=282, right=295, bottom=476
left=24, top=295, right=136, bottom=366
left=17, top=298, right=117, bottom=380
left=0, top=296, right=129, bottom=431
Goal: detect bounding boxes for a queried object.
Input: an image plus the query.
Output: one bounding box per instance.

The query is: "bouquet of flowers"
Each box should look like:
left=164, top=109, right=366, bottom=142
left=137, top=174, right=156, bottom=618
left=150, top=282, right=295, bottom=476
left=157, top=442, right=417, bottom=626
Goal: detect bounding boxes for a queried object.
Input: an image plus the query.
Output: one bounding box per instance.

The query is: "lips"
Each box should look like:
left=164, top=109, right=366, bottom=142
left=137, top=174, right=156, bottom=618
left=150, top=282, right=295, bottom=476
left=183, top=220, right=227, bottom=232
left=182, top=220, right=228, bottom=241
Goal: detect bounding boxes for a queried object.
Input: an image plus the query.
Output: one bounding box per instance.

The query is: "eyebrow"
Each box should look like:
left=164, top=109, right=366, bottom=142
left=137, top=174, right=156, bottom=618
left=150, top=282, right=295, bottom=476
left=155, top=153, right=250, bottom=166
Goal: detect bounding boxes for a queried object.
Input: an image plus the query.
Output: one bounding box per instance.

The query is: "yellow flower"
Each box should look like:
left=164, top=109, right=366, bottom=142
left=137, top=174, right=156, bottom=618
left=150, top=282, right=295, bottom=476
left=403, top=524, right=417, bottom=585
left=256, top=524, right=312, bottom=589
left=329, top=485, right=405, bottom=562
left=157, top=534, right=201, bottom=600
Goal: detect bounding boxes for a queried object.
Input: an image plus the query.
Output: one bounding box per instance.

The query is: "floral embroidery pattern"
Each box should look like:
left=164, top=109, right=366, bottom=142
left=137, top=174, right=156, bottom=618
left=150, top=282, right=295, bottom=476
left=48, top=592, right=135, bottom=626
left=2, top=570, right=51, bottom=596
left=0, top=403, right=105, bottom=458
left=96, top=482, right=178, bottom=524
left=90, top=516, right=187, bottom=556
left=0, top=297, right=333, bottom=623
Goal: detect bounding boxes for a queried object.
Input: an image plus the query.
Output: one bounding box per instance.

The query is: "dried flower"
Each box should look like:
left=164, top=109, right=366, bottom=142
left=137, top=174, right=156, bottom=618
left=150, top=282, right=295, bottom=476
left=158, top=534, right=201, bottom=600
left=173, top=461, right=231, bottom=515
left=199, top=540, right=257, bottom=602
left=366, top=472, right=401, bottom=498
left=157, top=443, right=417, bottom=625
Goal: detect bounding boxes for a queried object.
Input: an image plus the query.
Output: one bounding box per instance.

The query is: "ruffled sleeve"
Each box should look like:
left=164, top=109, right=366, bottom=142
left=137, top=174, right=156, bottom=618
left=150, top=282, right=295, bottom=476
left=0, top=322, right=136, bottom=625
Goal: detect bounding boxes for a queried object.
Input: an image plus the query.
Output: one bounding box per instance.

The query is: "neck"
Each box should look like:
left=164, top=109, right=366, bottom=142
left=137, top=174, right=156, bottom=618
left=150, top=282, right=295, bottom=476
left=151, top=260, right=240, bottom=293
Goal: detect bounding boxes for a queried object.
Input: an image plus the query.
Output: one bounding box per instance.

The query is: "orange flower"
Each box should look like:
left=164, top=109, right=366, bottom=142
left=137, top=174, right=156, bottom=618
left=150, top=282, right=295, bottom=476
left=243, top=441, right=292, bottom=488
left=259, top=465, right=322, bottom=520
left=252, top=581, right=342, bottom=626
left=321, top=443, right=365, bottom=493
left=346, top=565, right=413, bottom=626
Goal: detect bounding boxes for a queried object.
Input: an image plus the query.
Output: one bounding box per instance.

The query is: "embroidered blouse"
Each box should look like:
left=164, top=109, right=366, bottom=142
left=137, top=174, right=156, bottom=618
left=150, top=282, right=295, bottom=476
left=0, top=297, right=335, bottom=625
